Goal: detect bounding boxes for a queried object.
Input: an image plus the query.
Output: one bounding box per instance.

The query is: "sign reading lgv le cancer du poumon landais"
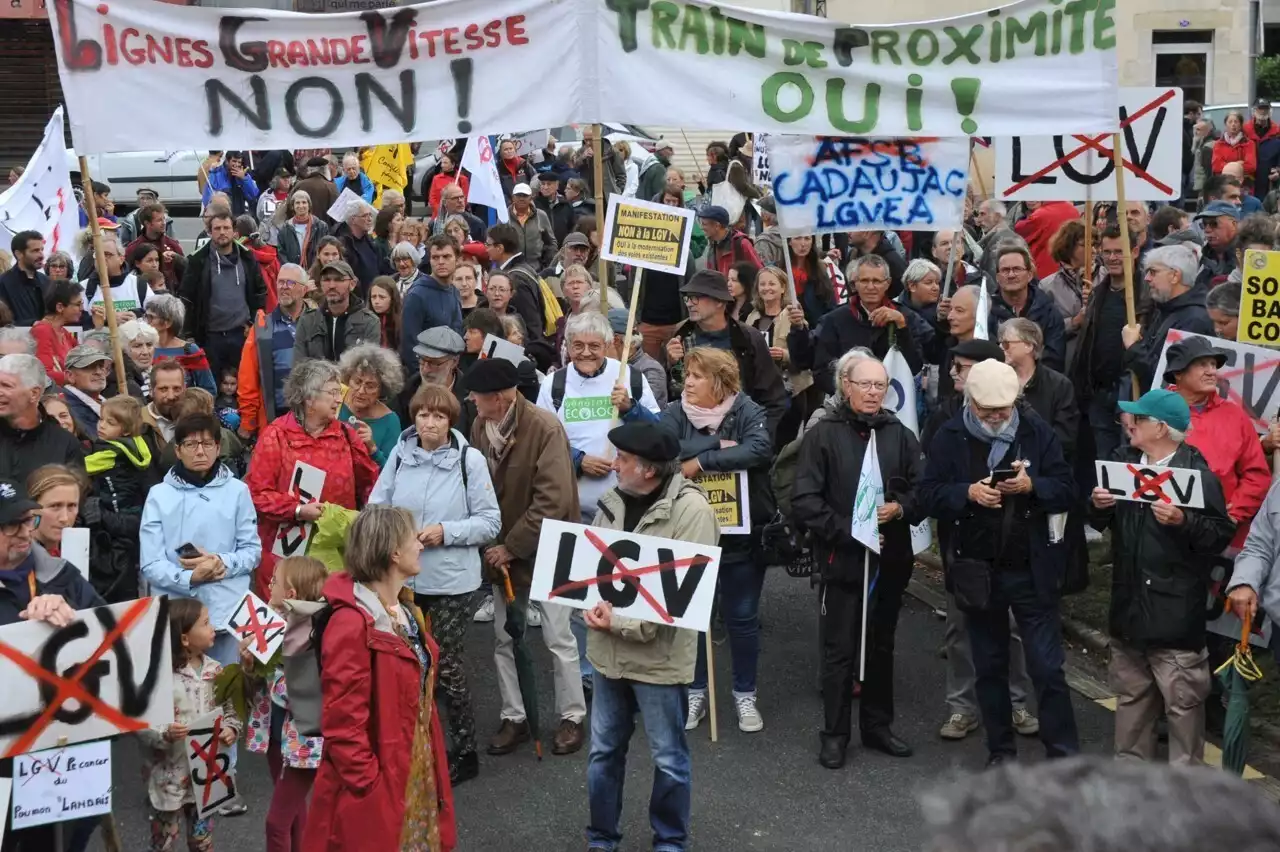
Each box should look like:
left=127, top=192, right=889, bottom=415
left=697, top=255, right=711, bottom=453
left=47, top=0, right=1118, bottom=154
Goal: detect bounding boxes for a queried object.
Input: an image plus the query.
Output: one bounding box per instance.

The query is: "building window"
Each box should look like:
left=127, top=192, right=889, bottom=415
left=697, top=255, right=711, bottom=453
left=1153, top=30, right=1214, bottom=105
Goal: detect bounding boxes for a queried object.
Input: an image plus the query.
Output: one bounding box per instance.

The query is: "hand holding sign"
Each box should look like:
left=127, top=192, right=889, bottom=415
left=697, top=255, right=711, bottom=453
left=226, top=591, right=287, bottom=664
left=1095, top=460, right=1204, bottom=508
left=186, top=710, right=237, bottom=819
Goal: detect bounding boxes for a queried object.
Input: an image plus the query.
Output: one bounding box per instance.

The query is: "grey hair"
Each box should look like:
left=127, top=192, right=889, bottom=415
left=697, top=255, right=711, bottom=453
left=291, top=189, right=312, bottom=206
left=564, top=310, right=612, bottom=344
left=1144, top=244, right=1198, bottom=287
left=338, top=344, right=404, bottom=397
left=833, top=347, right=884, bottom=399
left=636, top=458, right=680, bottom=481
left=278, top=262, right=307, bottom=282
left=391, top=241, right=423, bottom=266
left=979, top=199, right=1008, bottom=218
left=998, top=317, right=1044, bottom=359
left=342, top=153, right=360, bottom=166
left=847, top=253, right=890, bottom=282
left=1206, top=280, right=1241, bottom=316
left=442, top=214, right=471, bottom=236
left=0, top=353, right=46, bottom=389
left=345, top=200, right=376, bottom=223
left=118, top=319, right=159, bottom=345
left=953, top=283, right=982, bottom=307
left=920, top=756, right=1280, bottom=852
left=45, top=250, right=74, bottom=275
left=0, top=327, right=36, bottom=355
left=1165, top=424, right=1187, bottom=444
left=501, top=314, right=527, bottom=341
left=146, top=293, right=185, bottom=332
left=903, top=258, right=941, bottom=288
left=284, top=358, right=342, bottom=415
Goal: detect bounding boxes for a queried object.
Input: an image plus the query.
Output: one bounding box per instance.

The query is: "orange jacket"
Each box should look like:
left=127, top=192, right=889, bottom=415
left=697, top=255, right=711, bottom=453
left=237, top=310, right=273, bottom=435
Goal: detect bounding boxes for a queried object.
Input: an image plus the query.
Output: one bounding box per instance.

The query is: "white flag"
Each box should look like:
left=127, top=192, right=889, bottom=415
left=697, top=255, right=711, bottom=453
left=0, top=108, right=80, bottom=260
left=460, top=136, right=509, bottom=225
left=974, top=284, right=991, bottom=340
left=851, top=431, right=884, bottom=554
left=884, top=347, right=933, bottom=555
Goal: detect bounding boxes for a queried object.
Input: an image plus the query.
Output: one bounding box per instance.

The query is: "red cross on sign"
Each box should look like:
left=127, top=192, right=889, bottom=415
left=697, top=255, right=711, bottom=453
left=1126, top=463, right=1174, bottom=503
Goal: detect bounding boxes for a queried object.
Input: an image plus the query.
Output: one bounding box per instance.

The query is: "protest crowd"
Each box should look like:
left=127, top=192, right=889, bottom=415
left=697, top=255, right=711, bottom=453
left=8, top=0, right=1280, bottom=850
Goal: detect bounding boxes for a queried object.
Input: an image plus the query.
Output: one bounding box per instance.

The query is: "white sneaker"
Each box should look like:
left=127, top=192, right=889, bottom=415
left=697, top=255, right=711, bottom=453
left=685, top=692, right=707, bottom=730
left=527, top=604, right=542, bottom=628
left=473, top=596, right=494, bottom=623
left=734, top=693, right=764, bottom=733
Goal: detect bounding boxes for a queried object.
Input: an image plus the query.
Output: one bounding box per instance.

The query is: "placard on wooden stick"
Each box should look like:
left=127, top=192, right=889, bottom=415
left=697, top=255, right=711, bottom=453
left=530, top=521, right=721, bottom=632
left=1095, top=460, right=1204, bottom=509
left=600, top=195, right=694, bottom=275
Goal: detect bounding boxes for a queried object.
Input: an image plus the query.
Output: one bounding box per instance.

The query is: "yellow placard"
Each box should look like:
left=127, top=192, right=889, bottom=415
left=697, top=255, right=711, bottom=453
left=1239, top=249, right=1280, bottom=345
left=693, top=470, right=750, bottom=534
left=362, top=143, right=412, bottom=193
left=601, top=195, right=693, bottom=274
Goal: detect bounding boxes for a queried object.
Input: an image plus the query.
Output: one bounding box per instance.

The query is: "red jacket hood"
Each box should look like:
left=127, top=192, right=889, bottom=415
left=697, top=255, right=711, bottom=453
left=251, top=243, right=278, bottom=263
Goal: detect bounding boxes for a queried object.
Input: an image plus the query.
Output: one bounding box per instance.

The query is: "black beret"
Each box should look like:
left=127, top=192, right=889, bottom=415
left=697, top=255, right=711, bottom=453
left=467, top=358, right=519, bottom=392
left=949, top=338, right=1005, bottom=363
left=608, top=423, right=680, bottom=463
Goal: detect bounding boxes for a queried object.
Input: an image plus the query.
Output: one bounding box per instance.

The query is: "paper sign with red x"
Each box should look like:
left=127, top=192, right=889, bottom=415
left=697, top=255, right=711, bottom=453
left=1153, top=330, right=1280, bottom=434
left=186, top=710, right=237, bottom=818
left=1126, top=464, right=1173, bottom=503
left=530, top=520, right=722, bottom=633
left=226, top=591, right=287, bottom=664
left=0, top=597, right=173, bottom=758
left=996, top=87, right=1183, bottom=202
left=1095, top=460, right=1205, bottom=509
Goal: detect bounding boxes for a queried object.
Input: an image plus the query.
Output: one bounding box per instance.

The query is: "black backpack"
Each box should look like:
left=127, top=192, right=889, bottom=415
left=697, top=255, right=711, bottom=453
left=550, top=364, right=644, bottom=412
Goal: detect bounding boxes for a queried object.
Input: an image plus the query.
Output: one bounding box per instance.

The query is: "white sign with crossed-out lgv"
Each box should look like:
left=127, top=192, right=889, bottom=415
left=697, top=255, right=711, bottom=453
left=1095, top=460, right=1204, bottom=509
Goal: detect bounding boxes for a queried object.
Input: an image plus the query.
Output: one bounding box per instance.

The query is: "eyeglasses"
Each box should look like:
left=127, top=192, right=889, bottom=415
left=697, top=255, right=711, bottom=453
left=843, top=378, right=888, bottom=392
left=997, top=267, right=1028, bottom=277
left=178, top=440, right=218, bottom=453
left=999, top=339, right=1027, bottom=349
left=1, top=515, right=39, bottom=536
left=317, top=387, right=343, bottom=398
left=569, top=341, right=605, bottom=354
left=278, top=277, right=306, bottom=287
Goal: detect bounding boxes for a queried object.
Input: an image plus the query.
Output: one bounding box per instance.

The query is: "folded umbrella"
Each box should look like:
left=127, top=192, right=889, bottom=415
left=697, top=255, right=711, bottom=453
left=1214, top=605, right=1264, bottom=776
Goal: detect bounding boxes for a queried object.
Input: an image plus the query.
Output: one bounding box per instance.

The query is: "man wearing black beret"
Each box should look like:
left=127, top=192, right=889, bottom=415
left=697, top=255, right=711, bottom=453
left=468, top=356, right=589, bottom=756
left=583, top=422, right=718, bottom=852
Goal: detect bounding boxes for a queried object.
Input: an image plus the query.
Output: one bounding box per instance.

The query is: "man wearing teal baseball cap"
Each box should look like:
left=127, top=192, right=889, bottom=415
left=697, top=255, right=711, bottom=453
left=1090, top=387, right=1234, bottom=765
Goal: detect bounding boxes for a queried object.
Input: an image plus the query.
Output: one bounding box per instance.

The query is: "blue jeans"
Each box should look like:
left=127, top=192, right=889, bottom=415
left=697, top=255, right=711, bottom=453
left=966, top=570, right=1080, bottom=759
left=692, top=549, right=765, bottom=694
left=586, top=673, right=691, bottom=852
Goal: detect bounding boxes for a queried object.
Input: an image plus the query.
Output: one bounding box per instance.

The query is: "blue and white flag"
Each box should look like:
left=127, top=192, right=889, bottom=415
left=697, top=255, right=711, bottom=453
left=884, top=347, right=933, bottom=555
left=851, top=431, right=884, bottom=554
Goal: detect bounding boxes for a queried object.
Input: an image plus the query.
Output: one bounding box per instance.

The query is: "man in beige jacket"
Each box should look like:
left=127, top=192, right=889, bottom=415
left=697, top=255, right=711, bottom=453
left=584, top=422, right=718, bottom=852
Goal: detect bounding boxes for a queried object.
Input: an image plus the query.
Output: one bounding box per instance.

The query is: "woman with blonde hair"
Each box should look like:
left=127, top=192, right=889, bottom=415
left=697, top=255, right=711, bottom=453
left=747, top=265, right=814, bottom=443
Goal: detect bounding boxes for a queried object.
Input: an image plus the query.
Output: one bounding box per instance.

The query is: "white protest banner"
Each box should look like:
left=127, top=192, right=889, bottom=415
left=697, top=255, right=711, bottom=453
left=0, top=108, right=80, bottom=260
left=851, top=431, right=883, bottom=554
left=510, top=129, right=550, bottom=160
left=598, top=0, right=1118, bottom=137
left=186, top=709, right=237, bottom=819
left=1152, top=329, right=1280, bottom=434
left=11, top=740, right=112, bottom=830
left=272, top=461, right=326, bottom=558
left=692, top=470, right=751, bottom=535
left=60, top=528, right=91, bottom=579
left=531, top=520, right=721, bottom=632
left=460, top=135, right=509, bottom=223
left=48, top=0, right=580, bottom=154
left=883, top=347, right=932, bottom=555
left=996, top=87, right=1184, bottom=202
left=479, top=333, right=528, bottom=366
left=770, top=135, right=967, bottom=235
left=226, top=592, right=287, bottom=664
left=0, top=597, right=173, bottom=758
left=752, top=133, right=770, bottom=186
left=1095, top=460, right=1205, bottom=509
left=600, top=195, right=694, bottom=275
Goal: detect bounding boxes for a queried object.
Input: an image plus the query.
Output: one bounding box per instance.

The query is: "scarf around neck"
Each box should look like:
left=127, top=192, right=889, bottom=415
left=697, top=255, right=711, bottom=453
left=1223, top=130, right=1245, bottom=146
left=682, top=392, right=737, bottom=431
left=962, top=404, right=1020, bottom=470
left=484, top=397, right=520, bottom=466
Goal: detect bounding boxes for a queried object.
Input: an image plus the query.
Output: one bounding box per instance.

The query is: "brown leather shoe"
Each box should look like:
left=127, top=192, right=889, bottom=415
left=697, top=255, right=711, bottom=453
left=486, top=719, right=530, bottom=755
left=552, top=719, right=584, bottom=755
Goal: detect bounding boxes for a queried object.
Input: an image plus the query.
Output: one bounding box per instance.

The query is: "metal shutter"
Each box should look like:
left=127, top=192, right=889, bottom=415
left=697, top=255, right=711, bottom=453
left=0, top=20, right=65, bottom=175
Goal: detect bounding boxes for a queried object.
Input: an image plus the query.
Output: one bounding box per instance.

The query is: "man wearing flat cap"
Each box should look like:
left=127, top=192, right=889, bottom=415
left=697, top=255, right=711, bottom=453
left=919, top=358, right=1080, bottom=768
left=468, top=357, right=588, bottom=757
left=583, top=422, right=717, bottom=852
left=61, top=345, right=115, bottom=438
left=397, top=326, right=476, bottom=437
left=699, top=204, right=761, bottom=277
left=293, top=259, right=381, bottom=362
left=1090, top=388, right=1233, bottom=764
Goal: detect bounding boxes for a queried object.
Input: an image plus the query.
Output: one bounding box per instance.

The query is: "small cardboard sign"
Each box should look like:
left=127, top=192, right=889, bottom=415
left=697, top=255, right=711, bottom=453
left=692, top=470, right=750, bottom=535
left=272, top=461, right=326, bottom=558
left=1095, top=460, right=1204, bottom=509
left=12, top=740, right=112, bottom=829
left=479, top=333, right=529, bottom=366
left=226, top=592, right=286, bottom=664
left=600, top=195, right=694, bottom=275
left=186, top=710, right=237, bottom=819
left=531, top=520, right=721, bottom=632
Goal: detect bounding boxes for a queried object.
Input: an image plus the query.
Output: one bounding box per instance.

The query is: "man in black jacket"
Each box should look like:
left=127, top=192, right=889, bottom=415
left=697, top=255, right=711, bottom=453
left=178, top=210, right=267, bottom=378
left=792, top=349, right=925, bottom=769
left=1090, top=389, right=1234, bottom=764
left=1122, top=244, right=1214, bottom=394
left=0, top=231, right=49, bottom=326
left=534, top=172, right=575, bottom=247
left=664, top=270, right=787, bottom=438
left=787, top=254, right=925, bottom=396
left=989, top=244, right=1067, bottom=373
left=0, top=354, right=84, bottom=482
left=847, top=230, right=906, bottom=298
left=486, top=223, right=549, bottom=346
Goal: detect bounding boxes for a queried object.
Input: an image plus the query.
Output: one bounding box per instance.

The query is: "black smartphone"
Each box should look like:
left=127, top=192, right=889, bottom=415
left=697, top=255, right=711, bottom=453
left=989, top=468, right=1018, bottom=484
left=177, top=542, right=200, bottom=560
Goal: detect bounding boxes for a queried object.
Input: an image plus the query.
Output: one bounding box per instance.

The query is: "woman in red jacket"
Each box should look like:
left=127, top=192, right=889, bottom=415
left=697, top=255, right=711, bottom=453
left=427, top=152, right=470, bottom=218
left=1212, top=111, right=1257, bottom=179
left=244, top=358, right=379, bottom=597
left=304, top=505, right=456, bottom=852
left=31, top=280, right=83, bottom=386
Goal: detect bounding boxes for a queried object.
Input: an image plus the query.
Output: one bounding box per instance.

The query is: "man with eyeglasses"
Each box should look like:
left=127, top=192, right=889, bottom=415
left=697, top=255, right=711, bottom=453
left=1194, top=200, right=1241, bottom=289
left=792, top=349, right=925, bottom=768
left=237, top=263, right=310, bottom=439
left=1121, top=244, right=1213, bottom=395
left=988, top=244, right=1066, bottom=373
left=0, top=354, right=84, bottom=482
left=787, top=254, right=925, bottom=398
left=431, top=183, right=486, bottom=243
left=920, top=359, right=1079, bottom=769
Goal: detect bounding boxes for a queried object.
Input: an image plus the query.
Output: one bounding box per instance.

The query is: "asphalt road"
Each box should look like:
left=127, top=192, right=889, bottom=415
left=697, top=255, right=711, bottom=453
left=88, top=570, right=1119, bottom=852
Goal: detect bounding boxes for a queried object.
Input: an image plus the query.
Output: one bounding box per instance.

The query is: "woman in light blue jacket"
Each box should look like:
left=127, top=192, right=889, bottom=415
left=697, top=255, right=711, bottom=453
left=140, top=412, right=262, bottom=667
left=368, top=382, right=501, bottom=786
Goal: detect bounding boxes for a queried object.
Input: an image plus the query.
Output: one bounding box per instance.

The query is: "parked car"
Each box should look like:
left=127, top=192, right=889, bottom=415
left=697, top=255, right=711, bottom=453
left=1202, top=102, right=1280, bottom=133
left=67, top=148, right=209, bottom=210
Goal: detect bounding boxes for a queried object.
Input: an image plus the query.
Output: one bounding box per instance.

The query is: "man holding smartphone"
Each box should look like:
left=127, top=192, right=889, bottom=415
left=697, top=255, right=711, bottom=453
left=200, top=150, right=261, bottom=218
